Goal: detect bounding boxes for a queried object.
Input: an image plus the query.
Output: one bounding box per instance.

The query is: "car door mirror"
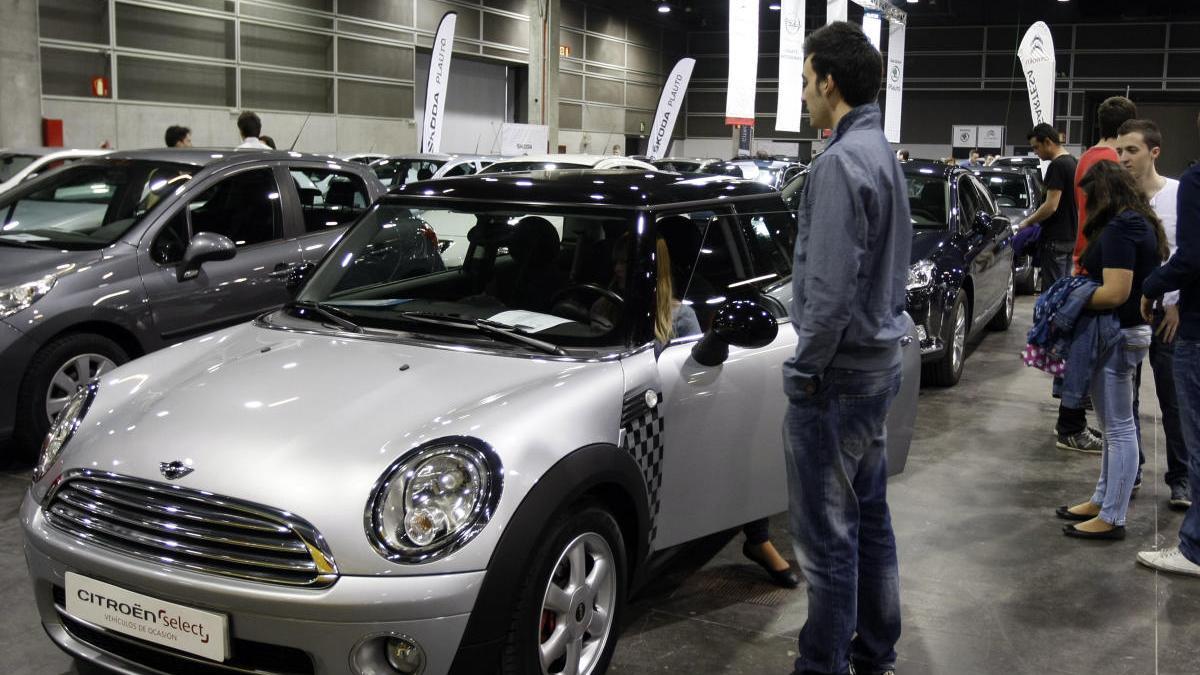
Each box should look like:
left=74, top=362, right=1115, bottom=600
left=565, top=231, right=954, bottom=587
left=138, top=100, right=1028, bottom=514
left=178, top=232, right=236, bottom=282
left=972, top=212, right=992, bottom=233
left=690, top=298, right=779, bottom=366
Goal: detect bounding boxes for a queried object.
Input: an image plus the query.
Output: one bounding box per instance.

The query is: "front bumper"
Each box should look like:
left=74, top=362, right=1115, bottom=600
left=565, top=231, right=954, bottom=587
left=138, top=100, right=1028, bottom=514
left=22, top=491, right=481, bottom=675
left=905, top=287, right=946, bottom=360
left=0, top=318, right=34, bottom=441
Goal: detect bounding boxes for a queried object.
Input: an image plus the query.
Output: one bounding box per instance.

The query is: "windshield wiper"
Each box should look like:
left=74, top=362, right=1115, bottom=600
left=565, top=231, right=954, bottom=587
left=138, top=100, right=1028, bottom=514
left=395, top=311, right=566, bottom=356
left=284, top=300, right=363, bottom=333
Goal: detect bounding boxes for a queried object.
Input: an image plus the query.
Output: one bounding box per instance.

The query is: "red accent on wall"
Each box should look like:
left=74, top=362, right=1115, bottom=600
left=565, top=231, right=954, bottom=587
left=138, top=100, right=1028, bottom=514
left=42, top=118, right=64, bottom=147
left=91, top=76, right=110, bottom=97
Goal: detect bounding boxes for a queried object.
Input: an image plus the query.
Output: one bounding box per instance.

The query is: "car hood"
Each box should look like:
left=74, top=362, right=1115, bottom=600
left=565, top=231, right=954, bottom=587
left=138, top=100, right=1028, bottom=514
left=910, top=230, right=952, bottom=264
left=44, top=321, right=625, bottom=573
left=0, top=245, right=102, bottom=288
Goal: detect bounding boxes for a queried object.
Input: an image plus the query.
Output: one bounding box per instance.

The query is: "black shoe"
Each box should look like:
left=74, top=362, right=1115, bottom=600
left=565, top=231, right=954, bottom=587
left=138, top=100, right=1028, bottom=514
left=1055, top=505, right=1094, bottom=521
left=742, top=541, right=800, bottom=588
left=1063, top=523, right=1126, bottom=540
left=1169, top=481, right=1192, bottom=511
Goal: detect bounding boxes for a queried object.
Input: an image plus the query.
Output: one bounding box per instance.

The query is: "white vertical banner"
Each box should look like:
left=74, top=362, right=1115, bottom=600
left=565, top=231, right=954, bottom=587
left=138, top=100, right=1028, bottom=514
left=862, top=10, right=882, bottom=50
left=724, top=0, right=759, bottom=126
left=775, top=0, right=805, bottom=132
left=420, top=12, right=457, bottom=153
left=1017, top=21, right=1056, bottom=127
left=648, top=58, right=695, bottom=159
left=827, top=0, right=848, bottom=23
left=883, top=19, right=905, bottom=143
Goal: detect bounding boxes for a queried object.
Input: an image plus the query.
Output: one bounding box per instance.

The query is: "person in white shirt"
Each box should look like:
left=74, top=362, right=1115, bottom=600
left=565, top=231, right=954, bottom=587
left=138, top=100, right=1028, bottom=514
left=1118, top=118, right=1189, bottom=511
left=235, top=111, right=272, bottom=150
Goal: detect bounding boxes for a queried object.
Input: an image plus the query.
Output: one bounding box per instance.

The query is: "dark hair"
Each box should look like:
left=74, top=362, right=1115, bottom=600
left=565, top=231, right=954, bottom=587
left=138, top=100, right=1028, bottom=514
left=1117, top=118, right=1161, bottom=151
left=259, top=135, right=277, bottom=149
left=1097, top=96, right=1137, bottom=139
left=237, top=111, right=262, bottom=138
left=164, top=125, right=190, bottom=147
left=1079, top=160, right=1169, bottom=262
left=803, top=22, right=882, bottom=107
left=898, top=149, right=910, bottom=160
left=1026, top=123, right=1059, bottom=145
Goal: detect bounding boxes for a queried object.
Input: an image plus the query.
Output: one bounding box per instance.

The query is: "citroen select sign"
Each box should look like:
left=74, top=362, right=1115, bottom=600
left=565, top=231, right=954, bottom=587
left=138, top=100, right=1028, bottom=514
left=65, top=572, right=229, bottom=661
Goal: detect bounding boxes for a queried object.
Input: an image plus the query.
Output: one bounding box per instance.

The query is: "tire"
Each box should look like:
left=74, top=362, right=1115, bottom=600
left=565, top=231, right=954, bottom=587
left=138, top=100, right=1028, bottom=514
left=987, top=270, right=1015, bottom=331
left=12, top=333, right=129, bottom=463
left=923, top=291, right=967, bottom=387
left=502, top=500, right=627, bottom=675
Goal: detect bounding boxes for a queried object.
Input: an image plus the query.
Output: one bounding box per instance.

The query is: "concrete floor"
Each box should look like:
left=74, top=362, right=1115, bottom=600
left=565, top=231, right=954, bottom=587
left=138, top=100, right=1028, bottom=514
left=2, top=296, right=1197, bottom=675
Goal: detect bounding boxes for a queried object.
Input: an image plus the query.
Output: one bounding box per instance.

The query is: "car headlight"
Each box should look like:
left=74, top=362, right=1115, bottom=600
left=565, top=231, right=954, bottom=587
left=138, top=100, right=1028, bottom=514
left=32, top=381, right=97, bottom=484
left=907, top=260, right=937, bottom=291
left=366, top=438, right=502, bottom=563
left=0, top=272, right=60, bottom=319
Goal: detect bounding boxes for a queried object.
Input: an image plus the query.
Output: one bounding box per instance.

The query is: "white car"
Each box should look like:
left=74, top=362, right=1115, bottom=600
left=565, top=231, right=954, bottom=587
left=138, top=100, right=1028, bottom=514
left=339, top=152, right=389, bottom=165
left=479, top=153, right=657, bottom=174
left=370, top=154, right=498, bottom=189
left=0, top=148, right=111, bottom=194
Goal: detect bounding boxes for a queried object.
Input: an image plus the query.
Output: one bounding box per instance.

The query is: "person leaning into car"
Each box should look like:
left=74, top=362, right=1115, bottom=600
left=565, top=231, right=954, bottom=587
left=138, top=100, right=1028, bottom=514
left=1018, top=123, right=1079, bottom=289
left=782, top=22, right=912, bottom=675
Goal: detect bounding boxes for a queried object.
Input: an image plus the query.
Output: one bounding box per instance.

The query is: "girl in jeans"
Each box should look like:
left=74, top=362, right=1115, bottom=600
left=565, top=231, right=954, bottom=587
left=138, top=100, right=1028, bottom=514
left=1058, top=161, right=1171, bottom=539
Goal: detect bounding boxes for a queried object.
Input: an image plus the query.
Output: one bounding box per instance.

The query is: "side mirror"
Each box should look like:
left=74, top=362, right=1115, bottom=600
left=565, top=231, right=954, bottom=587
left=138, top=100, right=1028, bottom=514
left=177, top=232, right=236, bottom=282
left=690, top=298, right=779, bottom=367
left=972, top=212, right=992, bottom=232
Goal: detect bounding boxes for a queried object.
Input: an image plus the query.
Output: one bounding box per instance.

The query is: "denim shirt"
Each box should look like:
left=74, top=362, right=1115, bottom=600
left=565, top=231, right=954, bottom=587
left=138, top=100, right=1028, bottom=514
left=1031, top=276, right=1120, bottom=408
left=783, top=104, right=912, bottom=396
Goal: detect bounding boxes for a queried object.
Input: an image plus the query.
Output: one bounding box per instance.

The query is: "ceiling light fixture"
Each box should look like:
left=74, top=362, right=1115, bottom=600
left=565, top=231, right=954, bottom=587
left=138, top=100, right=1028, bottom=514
left=658, top=2, right=670, bottom=13
left=769, top=2, right=782, bottom=9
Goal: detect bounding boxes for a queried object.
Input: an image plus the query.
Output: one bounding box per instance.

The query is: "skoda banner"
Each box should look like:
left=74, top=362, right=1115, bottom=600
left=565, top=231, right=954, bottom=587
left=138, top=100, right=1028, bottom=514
left=827, top=0, right=848, bottom=23
left=725, top=0, right=759, bottom=126
left=1017, top=21, right=1055, bottom=127
left=647, top=58, right=695, bottom=160
left=775, top=0, right=805, bottom=133
left=420, top=12, right=457, bottom=153
left=884, top=18, right=906, bottom=143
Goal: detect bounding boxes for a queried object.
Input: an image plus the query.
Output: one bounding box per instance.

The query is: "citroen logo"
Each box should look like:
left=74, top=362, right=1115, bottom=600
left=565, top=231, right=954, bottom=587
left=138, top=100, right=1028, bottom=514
left=159, top=461, right=193, bottom=480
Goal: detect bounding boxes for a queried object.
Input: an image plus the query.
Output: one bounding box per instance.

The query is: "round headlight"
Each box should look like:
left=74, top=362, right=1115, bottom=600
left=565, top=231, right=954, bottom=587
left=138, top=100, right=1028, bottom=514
left=33, top=381, right=97, bottom=483
left=367, top=439, right=502, bottom=563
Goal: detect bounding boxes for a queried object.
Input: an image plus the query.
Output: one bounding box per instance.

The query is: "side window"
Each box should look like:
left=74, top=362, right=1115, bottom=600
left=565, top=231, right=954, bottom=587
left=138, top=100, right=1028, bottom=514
left=972, top=177, right=998, bottom=215
left=186, top=168, right=283, bottom=248
left=736, top=207, right=795, bottom=283
left=956, top=176, right=981, bottom=227
left=151, top=210, right=189, bottom=264
left=289, top=168, right=370, bottom=232
left=443, top=162, right=475, bottom=177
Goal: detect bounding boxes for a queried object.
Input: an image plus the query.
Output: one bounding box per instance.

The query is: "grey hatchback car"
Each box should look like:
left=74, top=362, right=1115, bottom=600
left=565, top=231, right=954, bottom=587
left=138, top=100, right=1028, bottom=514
left=23, top=170, right=919, bottom=675
left=0, top=149, right=384, bottom=460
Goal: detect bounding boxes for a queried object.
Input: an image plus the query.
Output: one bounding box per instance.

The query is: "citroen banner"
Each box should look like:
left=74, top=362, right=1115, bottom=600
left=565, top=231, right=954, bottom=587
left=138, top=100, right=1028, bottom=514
left=775, top=0, right=805, bottom=133
left=420, top=12, right=457, bottom=153
left=1017, top=21, right=1056, bottom=127
left=725, top=0, right=759, bottom=126
left=647, top=58, right=695, bottom=159
left=884, top=19, right=905, bottom=143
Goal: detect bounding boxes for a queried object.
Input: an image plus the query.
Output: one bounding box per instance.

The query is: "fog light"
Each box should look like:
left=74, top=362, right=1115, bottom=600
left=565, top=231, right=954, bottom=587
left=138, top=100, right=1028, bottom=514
left=385, top=637, right=425, bottom=674
left=916, top=325, right=928, bottom=342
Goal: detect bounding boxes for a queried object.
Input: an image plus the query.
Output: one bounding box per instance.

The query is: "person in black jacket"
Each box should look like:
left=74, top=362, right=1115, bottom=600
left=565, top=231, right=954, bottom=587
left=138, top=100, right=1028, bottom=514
left=1136, top=111, right=1200, bottom=578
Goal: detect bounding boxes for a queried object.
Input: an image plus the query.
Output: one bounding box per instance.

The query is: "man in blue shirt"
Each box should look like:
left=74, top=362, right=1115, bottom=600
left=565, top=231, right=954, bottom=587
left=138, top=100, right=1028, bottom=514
left=783, top=22, right=913, bottom=675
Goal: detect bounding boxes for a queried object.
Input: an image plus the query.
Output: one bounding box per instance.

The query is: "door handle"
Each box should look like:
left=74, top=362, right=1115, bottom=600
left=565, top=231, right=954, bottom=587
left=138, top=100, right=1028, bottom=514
left=268, top=262, right=301, bottom=278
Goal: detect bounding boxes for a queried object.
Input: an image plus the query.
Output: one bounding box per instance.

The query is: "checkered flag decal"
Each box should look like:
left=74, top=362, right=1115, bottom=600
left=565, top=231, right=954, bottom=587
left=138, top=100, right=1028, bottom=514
left=622, top=390, right=665, bottom=544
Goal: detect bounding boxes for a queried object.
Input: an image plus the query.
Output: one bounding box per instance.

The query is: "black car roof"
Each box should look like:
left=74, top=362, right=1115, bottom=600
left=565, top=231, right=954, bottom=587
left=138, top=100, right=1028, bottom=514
left=383, top=169, right=778, bottom=208
left=968, top=165, right=1036, bottom=176
left=99, top=148, right=359, bottom=169
left=901, top=160, right=962, bottom=179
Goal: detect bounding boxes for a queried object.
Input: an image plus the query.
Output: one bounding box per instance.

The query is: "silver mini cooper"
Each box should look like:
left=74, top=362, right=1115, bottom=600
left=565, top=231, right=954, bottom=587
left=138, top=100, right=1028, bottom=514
left=23, top=170, right=919, bottom=675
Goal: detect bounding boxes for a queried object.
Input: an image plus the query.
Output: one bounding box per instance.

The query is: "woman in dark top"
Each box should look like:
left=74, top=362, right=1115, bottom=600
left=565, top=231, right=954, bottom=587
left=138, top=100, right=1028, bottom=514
left=1059, top=160, right=1170, bottom=539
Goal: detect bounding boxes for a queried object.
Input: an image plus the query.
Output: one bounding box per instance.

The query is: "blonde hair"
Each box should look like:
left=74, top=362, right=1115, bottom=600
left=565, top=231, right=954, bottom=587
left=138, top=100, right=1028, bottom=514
left=655, top=237, right=675, bottom=343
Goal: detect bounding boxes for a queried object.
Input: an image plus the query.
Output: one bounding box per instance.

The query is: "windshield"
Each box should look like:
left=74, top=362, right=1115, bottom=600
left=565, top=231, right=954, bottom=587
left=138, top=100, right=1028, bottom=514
left=981, top=173, right=1032, bottom=209
left=906, top=174, right=950, bottom=229
left=0, top=160, right=193, bottom=249
left=371, top=158, right=446, bottom=187
left=295, top=202, right=637, bottom=352
left=653, top=160, right=700, bottom=173
left=482, top=161, right=590, bottom=174
left=0, top=153, right=39, bottom=183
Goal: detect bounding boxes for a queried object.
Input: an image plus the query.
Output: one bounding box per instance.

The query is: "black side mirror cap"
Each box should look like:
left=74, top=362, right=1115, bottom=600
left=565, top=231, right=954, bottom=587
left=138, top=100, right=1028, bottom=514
left=691, top=298, right=780, bottom=366
left=178, top=232, right=236, bottom=282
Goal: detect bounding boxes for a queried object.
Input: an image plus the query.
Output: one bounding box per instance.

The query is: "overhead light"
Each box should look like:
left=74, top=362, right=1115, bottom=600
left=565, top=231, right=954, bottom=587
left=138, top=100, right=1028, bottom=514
left=907, top=0, right=918, bottom=4
left=657, top=2, right=670, bottom=12
left=769, top=2, right=781, bottom=9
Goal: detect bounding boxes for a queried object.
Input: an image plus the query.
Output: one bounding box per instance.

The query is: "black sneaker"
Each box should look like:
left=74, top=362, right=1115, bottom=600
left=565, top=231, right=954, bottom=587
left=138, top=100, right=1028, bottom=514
left=1169, top=481, right=1192, bottom=511
left=1056, top=430, right=1103, bottom=454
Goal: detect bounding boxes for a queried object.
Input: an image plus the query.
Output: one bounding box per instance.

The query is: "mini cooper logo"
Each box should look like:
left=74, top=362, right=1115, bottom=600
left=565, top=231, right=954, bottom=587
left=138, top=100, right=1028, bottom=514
left=159, top=461, right=193, bottom=480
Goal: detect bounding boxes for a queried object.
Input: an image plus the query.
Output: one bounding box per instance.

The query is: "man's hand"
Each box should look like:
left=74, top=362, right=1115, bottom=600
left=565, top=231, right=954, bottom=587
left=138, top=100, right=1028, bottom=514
left=1141, top=296, right=1157, bottom=323
left=1157, top=304, right=1180, bottom=344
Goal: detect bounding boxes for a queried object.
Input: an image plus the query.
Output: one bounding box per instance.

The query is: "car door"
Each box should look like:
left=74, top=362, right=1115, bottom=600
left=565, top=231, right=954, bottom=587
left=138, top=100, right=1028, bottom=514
left=649, top=204, right=797, bottom=549
left=282, top=164, right=375, bottom=267
left=139, top=164, right=304, bottom=343
left=955, top=175, right=999, bottom=329
left=966, top=175, right=1013, bottom=317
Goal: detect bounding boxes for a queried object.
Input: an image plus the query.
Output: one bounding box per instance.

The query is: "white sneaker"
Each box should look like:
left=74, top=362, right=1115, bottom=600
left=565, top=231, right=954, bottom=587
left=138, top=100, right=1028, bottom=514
left=1136, top=547, right=1200, bottom=578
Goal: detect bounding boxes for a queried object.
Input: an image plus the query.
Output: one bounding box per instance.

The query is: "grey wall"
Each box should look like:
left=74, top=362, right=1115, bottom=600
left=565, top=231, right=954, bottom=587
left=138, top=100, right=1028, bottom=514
left=0, top=0, right=42, bottom=147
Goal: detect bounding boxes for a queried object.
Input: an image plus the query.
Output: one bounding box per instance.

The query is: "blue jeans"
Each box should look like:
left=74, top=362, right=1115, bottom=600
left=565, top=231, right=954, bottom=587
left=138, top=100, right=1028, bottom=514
left=1174, top=339, right=1200, bottom=564
left=1090, top=326, right=1151, bottom=526
left=1039, top=239, right=1074, bottom=289
left=1132, top=322, right=1189, bottom=487
left=783, top=366, right=903, bottom=675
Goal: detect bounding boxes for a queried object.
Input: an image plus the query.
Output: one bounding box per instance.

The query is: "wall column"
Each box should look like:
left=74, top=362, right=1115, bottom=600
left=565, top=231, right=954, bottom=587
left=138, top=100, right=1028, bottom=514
left=0, top=0, right=43, bottom=147
left=527, top=0, right=560, bottom=152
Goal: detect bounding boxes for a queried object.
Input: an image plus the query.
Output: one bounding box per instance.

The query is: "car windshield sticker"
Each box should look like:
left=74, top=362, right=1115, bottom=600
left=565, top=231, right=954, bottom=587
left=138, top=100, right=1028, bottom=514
left=328, top=299, right=412, bottom=308
left=486, top=310, right=572, bottom=333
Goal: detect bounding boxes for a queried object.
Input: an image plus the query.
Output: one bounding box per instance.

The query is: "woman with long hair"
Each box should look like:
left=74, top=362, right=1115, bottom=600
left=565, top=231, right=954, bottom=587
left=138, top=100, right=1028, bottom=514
left=1058, top=160, right=1170, bottom=539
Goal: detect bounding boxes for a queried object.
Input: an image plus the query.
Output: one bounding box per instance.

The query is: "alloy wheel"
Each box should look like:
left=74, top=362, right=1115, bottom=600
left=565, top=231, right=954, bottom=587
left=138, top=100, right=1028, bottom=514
left=538, top=532, right=617, bottom=675
left=952, top=303, right=966, bottom=375
left=45, top=353, right=116, bottom=422
left=1004, top=273, right=1015, bottom=321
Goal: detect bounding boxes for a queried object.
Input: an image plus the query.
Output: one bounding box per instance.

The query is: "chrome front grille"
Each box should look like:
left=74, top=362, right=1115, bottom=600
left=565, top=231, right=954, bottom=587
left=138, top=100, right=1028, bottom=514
left=45, top=470, right=337, bottom=587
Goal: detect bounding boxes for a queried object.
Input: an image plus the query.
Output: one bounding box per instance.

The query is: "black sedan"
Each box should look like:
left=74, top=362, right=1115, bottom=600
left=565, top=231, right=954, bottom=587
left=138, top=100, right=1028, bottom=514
left=904, top=161, right=1015, bottom=386
left=970, top=165, right=1045, bottom=294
